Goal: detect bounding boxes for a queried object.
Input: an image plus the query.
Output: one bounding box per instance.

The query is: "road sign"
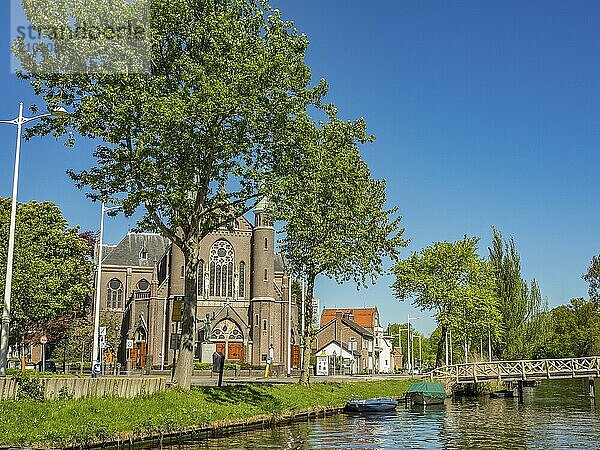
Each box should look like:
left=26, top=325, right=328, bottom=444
left=169, top=333, right=181, bottom=350
left=172, top=296, right=184, bottom=322
left=92, top=362, right=102, bottom=375
left=99, top=326, right=107, bottom=337
left=126, top=339, right=134, bottom=350
left=40, top=336, right=48, bottom=344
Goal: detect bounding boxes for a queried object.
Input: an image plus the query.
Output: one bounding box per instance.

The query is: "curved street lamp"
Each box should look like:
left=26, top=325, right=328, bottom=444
left=0, top=102, right=68, bottom=377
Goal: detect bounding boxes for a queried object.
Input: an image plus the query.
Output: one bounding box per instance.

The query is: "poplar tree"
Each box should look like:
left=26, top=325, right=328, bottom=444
left=583, top=255, right=600, bottom=304
left=488, top=227, right=547, bottom=359
left=14, top=0, right=326, bottom=388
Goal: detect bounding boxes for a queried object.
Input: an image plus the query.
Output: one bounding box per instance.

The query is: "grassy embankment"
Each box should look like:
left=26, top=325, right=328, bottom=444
left=0, top=379, right=413, bottom=448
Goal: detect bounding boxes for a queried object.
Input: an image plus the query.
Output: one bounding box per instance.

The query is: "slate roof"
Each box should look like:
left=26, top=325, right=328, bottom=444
left=318, top=316, right=373, bottom=338
left=103, top=233, right=170, bottom=268
left=274, top=253, right=286, bottom=273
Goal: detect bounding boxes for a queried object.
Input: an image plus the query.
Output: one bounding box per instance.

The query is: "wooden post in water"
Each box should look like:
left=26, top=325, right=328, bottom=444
left=517, top=380, right=524, bottom=403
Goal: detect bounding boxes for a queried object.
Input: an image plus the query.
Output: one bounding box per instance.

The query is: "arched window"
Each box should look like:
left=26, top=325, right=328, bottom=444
left=210, top=240, right=234, bottom=298
left=264, top=237, right=268, bottom=251
left=106, top=278, right=123, bottom=309
left=263, top=268, right=268, bottom=282
left=239, top=261, right=246, bottom=298
left=212, top=319, right=244, bottom=342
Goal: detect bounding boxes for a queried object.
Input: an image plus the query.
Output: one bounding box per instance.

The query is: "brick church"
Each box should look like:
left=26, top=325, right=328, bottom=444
left=97, top=199, right=301, bottom=370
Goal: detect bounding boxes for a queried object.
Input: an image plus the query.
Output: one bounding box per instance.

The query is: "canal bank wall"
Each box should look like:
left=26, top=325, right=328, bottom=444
left=69, top=405, right=347, bottom=450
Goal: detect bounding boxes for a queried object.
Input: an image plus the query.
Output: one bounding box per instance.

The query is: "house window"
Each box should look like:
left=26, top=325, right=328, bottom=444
left=263, top=319, right=267, bottom=331
left=139, top=247, right=148, bottom=260
left=264, top=237, right=268, bottom=251
left=180, top=265, right=184, bottom=278
left=239, top=261, right=246, bottom=298
left=255, top=314, right=259, bottom=326
left=106, top=278, right=123, bottom=309
left=263, top=268, right=268, bottom=282
left=209, top=240, right=235, bottom=298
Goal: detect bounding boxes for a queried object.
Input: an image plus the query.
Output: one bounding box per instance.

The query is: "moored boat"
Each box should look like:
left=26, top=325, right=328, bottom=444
left=406, top=382, right=447, bottom=406
left=344, top=397, right=398, bottom=413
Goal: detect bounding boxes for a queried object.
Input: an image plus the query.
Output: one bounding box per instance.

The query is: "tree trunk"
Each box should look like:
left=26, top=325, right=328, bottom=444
left=436, top=325, right=447, bottom=368
left=299, top=273, right=316, bottom=386
left=173, top=246, right=199, bottom=389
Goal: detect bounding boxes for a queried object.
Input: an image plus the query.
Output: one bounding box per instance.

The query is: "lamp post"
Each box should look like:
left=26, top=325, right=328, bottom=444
left=91, top=202, right=120, bottom=377
left=407, top=315, right=420, bottom=373
left=0, top=103, right=67, bottom=377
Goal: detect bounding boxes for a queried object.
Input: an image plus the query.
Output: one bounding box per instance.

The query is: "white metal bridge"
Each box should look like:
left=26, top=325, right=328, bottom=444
left=430, top=356, right=600, bottom=384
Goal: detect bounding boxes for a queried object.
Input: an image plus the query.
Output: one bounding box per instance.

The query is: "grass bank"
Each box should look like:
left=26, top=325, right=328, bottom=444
left=0, top=379, right=413, bottom=448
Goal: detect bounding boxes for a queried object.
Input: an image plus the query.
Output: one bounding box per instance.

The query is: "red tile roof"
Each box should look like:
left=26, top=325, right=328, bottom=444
left=320, top=307, right=378, bottom=329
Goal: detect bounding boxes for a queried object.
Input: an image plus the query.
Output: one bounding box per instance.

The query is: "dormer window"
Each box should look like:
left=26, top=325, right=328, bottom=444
left=139, top=247, right=148, bottom=260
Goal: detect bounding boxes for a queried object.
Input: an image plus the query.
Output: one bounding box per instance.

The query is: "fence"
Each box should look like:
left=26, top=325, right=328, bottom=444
left=0, top=377, right=166, bottom=400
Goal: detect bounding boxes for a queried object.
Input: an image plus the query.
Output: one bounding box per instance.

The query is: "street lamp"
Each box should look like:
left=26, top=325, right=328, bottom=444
left=0, top=102, right=68, bottom=377
left=91, top=201, right=120, bottom=377
left=407, top=315, right=420, bottom=373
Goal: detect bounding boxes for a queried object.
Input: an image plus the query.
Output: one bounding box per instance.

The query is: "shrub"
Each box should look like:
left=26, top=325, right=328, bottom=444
left=16, top=374, right=45, bottom=401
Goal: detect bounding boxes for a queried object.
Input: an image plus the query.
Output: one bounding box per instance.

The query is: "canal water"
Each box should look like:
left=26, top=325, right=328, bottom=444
left=163, top=379, right=600, bottom=449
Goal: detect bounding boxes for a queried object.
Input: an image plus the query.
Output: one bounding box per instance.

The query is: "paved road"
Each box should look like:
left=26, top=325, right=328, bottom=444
left=190, top=373, right=417, bottom=387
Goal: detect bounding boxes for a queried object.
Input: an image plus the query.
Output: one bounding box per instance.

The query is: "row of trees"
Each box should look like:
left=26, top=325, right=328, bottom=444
left=392, top=229, right=547, bottom=366
left=15, top=0, right=406, bottom=387
left=393, top=230, right=600, bottom=367
left=12, top=0, right=600, bottom=384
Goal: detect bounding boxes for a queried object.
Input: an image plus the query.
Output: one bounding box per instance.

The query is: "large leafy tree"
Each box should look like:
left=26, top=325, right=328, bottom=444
left=543, top=298, right=600, bottom=358
left=0, top=199, right=92, bottom=348
left=14, top=0, right=326, bottom=388
left=392, top=236, right=501, bottom=367
left=274, top=116, right=406, bottom=385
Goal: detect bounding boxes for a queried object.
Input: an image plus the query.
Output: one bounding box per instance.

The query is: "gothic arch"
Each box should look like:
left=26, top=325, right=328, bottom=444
left=209, top=239, right=235, bottom=298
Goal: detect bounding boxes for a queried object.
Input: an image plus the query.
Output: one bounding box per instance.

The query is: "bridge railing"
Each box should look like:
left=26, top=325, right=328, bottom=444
left=431, top=356, right=600, bottom=382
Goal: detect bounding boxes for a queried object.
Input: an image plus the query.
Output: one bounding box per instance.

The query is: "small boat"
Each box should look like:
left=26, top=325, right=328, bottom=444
left=406, top=382, right=447, bottom=405
left=344, top=397, right=398, bottom=413
left=490, top=389, right=514, bottom=398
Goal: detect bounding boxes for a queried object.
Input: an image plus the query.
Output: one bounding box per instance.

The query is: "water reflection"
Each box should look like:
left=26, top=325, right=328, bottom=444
left=157, top=380, right=600, bottom=449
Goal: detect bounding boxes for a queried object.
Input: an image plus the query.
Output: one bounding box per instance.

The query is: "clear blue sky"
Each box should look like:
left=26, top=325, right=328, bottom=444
left=1, top=1, right=599, bottom=335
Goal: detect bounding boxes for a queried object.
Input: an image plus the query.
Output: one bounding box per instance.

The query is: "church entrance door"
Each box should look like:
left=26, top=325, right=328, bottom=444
left=215, top=342, right=244, bottom=361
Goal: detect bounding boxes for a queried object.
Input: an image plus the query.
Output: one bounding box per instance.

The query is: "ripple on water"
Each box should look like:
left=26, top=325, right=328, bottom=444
left=159, top=380, right=600, bottom=450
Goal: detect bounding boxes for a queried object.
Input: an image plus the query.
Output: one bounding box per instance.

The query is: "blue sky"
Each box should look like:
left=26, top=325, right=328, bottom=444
left=1, top=1, right=599, bottom=335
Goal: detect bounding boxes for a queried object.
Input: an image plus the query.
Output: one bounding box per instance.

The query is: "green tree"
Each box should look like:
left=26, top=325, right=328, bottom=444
left=489, top=227, right=547, bottom=359
left=0, top=199, right=92, bottom=349
left=274, top=117, right=406, bottom=385
left=544, top=298, right=600, bottom=358
left=15, top=0, right=326, bottom=388
left=392, top=236, right=501, bottom=367
left=583, top=255, right=600, bottom=303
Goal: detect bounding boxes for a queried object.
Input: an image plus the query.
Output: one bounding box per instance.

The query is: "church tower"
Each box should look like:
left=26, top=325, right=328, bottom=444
left=250, top=198, right=277, bottom=364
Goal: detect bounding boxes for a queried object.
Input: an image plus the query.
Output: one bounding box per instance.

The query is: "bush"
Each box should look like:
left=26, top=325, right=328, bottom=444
left=16, top=374, right=45, bottom=401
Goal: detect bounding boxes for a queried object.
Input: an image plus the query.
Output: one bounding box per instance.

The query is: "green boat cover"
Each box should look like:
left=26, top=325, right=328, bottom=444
left=406, top=382, right=447, bottom=398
